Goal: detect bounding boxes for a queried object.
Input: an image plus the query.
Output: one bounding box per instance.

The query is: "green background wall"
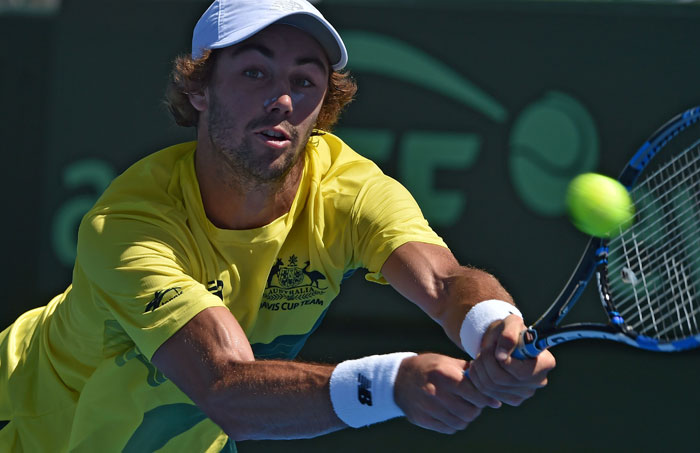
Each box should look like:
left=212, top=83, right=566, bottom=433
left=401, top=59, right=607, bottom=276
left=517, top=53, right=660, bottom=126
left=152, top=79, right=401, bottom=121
left=2, top=1, right=699, bottom=451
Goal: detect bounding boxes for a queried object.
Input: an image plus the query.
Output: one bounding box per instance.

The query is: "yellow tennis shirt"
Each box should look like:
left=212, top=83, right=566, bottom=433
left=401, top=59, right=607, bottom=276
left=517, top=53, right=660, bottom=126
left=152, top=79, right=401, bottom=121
left=0, top=133, right=446, bottom=452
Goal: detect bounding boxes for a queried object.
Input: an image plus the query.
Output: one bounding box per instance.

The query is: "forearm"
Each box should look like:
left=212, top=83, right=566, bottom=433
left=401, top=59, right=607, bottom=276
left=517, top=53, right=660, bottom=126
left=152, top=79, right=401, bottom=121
left=197, top=360, right=344, bottom=441
left=152, top=307, right=346, bottom=441
left=437, top=265, right=515, bottom=347
left=381, top=242, right=517, bottom=352
left=382, top=242, right=555, bottom=409
left=198, top=352, right=416, bottom=439
left=204, top=352, right=502, bottom=439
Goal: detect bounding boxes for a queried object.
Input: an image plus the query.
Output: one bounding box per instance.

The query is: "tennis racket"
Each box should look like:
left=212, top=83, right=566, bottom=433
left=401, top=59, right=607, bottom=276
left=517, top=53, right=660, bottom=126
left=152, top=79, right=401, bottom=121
left=513, top=105, right=700, bottom=359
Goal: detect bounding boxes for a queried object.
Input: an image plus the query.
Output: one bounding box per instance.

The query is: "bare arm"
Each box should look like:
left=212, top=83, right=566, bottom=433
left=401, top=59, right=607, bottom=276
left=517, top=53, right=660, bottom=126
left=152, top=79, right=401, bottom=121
left=151, top=306, right=345, bottom=441
left=381, top=242, right=556, bottom=406
left=150, top=243, right=549, bottom=439
left=380, top=242, right=513, bottom=344
left=151, top=304, right=500, bottom=438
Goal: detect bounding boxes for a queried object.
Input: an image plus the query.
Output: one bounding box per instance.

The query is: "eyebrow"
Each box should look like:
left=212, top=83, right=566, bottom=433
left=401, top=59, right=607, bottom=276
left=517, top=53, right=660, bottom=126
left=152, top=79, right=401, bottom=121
left=229, top=43, right=329, bottom=75
left=296, top=56, right=328, bottom=75
left=230, top=43, right=273, bottom=59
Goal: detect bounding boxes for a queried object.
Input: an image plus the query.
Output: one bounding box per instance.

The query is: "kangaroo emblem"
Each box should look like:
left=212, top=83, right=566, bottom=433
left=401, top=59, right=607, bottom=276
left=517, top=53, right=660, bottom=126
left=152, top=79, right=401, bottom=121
left=267, top=258, right=284, bottom=288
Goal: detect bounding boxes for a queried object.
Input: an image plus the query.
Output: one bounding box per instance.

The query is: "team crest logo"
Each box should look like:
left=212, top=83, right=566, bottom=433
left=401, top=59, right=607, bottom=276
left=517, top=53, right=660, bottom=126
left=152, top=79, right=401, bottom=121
left=277, top=261, right=305, bottom=288
left=262, top=255, right=328, bottom=307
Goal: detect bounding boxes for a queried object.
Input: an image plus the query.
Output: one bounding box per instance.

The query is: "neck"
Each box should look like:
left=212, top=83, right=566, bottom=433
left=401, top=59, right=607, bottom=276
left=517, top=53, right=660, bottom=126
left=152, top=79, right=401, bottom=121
left=195, top=144, right=305, bottom=231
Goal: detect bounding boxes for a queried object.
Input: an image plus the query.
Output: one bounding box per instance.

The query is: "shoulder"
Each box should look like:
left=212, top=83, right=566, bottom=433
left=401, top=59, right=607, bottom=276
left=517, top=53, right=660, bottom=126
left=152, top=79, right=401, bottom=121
left=102, top=142, right=196, bottom=201
left=86, top=141, right=196, bottom=216
left=77, top=142, right=198, bottom=257
left=308, top=132, right=388, bottom=191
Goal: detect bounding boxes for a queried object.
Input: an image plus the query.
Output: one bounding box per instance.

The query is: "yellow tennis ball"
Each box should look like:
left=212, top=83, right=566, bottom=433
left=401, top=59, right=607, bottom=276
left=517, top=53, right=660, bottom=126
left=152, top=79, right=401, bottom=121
left=565, top=173, right=635, bottom=237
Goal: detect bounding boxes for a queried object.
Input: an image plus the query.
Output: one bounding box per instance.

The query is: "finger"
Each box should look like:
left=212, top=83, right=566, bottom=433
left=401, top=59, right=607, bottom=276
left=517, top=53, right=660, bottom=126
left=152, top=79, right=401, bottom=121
left=534, top=350, right=557, bottom=377
left=425, top=371, right=487, bottom=427
left=493, top=320, right=520, bottom=362
left=457, top=367, right=502, bottom=409
left=483, top=315, right=527, bottom=365
left=466, top=358, right=502, bottom=400
left=494, top=351, right=555, bottom=387
left=408, top=412, right=465, bottom=435
left=504, top=355, right=554, bottom=390
left=478, top=315, right=522, bottom=357
left=396, top=354, right=486, bottom=433
left=408, top=393, right=480, bottom=433
left=480, top=351, right=547, bottom=389
left=435, top=404, right=479, bottom=433
left=435, top=396, right=483, bottom=432
left=469, top=366, right=532, bottom=406
left=467, top=358, right=536, bottom=406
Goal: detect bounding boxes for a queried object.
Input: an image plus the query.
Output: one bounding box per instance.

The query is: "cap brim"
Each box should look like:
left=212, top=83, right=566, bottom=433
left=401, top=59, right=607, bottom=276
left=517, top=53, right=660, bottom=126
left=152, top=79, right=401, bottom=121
left=276, top=13, right=347, bottom=70
left=198, top=12, right=347, bottom=70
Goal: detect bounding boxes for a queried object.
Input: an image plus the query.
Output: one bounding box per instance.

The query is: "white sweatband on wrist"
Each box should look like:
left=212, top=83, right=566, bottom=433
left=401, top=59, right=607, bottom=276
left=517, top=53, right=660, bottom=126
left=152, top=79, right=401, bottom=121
left=329, top=352, right=416, bottom=428
left=460, top=299, right=523, bottom=358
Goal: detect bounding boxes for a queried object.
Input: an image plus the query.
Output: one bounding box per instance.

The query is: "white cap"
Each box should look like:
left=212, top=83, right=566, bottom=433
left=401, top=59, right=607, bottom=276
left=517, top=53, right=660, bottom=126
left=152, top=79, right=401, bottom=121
left=192, top=0, right=348, bottom=70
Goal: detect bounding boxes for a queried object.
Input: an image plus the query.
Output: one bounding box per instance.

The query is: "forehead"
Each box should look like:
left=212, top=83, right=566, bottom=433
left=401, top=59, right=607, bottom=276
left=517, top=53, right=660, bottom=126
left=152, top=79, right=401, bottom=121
left=226, top=24, right=330, bottom=69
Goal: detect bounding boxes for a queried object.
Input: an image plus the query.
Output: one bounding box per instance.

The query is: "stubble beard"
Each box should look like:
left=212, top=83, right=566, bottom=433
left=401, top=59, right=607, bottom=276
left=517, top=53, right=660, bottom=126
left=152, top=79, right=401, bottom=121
left=207, top=97, right=314, bottom=190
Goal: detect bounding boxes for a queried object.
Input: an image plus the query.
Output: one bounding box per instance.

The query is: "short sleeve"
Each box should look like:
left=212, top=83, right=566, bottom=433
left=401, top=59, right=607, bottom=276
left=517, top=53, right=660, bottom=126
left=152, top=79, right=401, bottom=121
left=351, top=174, right=448, bottom=284
left=76, top=212, right=225, bottom=360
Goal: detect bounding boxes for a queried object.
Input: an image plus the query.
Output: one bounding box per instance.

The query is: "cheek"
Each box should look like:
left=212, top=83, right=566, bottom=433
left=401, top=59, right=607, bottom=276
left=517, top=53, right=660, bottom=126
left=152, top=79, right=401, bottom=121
left=293, top=91, right=326, bottom=125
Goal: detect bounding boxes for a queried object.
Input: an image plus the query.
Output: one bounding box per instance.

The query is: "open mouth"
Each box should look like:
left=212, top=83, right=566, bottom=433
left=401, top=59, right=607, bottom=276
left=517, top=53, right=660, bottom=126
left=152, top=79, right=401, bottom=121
left=257, top=126, right=292, bottom=143
left=260, top=130, right=288, bottom=141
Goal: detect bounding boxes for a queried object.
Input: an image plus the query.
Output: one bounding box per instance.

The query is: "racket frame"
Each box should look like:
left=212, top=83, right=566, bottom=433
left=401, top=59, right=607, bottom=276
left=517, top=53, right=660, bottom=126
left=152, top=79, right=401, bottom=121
left=515, top=106, right=700, bottom=358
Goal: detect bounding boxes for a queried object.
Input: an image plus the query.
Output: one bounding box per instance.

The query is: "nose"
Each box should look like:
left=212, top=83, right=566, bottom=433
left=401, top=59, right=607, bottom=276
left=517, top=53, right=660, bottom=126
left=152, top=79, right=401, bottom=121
left=264, top=93, right=293, bottom=116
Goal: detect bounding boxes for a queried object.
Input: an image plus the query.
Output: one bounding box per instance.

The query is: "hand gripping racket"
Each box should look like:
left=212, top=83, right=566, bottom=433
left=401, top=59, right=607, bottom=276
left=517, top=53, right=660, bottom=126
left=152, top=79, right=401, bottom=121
left=514, top=106, right=700, bottom=359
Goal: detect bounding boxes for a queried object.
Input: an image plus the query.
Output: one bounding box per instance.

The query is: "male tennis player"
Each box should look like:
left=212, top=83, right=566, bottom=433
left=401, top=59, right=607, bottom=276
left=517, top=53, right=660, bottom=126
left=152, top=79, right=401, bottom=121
left=0, top=0, right=555, bottom=451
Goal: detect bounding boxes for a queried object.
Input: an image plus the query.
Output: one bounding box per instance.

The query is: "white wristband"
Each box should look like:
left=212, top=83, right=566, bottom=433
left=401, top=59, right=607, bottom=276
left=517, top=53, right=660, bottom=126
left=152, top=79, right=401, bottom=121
left=460, top=299, right=523, bottom=358
left=329, top=352, right=416, bottom=428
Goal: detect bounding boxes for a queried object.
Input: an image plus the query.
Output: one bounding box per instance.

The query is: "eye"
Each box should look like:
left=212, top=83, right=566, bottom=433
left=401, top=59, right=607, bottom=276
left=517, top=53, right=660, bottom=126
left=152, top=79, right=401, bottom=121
left=294, top=78, right=314, bottom=88
left=243, top=69, right=264, bottom=79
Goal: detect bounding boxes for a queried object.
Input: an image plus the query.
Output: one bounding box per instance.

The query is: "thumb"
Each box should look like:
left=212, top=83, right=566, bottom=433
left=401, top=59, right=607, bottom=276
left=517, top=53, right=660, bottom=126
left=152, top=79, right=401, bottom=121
left=494, top=317, right=521, bottom=362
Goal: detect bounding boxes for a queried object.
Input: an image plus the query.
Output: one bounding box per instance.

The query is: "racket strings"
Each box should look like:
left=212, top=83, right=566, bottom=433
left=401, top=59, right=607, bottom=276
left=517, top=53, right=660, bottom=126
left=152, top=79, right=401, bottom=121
left=612, top=172, right=699, bottom=245
left=660, top=257, right=699, bottom=337
left=612, top=214, right=699, bottom=302
left=607, top=144, right=699, bottom=271
left=606, top=141, right=700, bottom=341
left=611, top=139, right=699, bottom=242
left=619, top=195, right=699, bottom=337
left=614, top=244, right=700, bottom=336
left=635, top=255, right=699, bottom=338
left=610, top=144, right=699, bottom=280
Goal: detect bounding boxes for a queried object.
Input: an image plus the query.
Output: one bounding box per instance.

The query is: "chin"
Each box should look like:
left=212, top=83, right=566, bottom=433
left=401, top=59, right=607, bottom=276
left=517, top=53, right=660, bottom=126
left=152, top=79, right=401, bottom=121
left=251, top=157, right=299, bottom=182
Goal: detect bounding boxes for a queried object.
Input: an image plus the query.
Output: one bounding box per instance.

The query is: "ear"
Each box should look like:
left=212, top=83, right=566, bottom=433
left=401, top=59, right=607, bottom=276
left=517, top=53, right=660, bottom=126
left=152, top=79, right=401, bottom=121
left=188, top=88, right=209, bottom=113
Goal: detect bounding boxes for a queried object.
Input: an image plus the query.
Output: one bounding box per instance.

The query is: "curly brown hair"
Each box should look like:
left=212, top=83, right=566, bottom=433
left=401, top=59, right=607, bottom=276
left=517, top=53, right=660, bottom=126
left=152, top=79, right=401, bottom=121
left=165, top=50, right=357, bottom=132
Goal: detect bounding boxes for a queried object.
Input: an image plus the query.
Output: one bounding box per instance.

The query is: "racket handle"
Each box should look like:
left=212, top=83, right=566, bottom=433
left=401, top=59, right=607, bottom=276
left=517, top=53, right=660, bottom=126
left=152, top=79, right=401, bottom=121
left=512, top=328, right=543, bottom=359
